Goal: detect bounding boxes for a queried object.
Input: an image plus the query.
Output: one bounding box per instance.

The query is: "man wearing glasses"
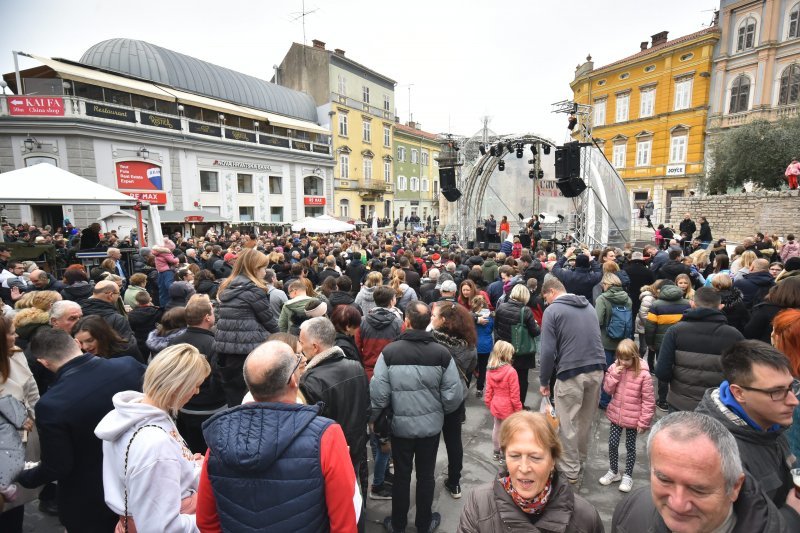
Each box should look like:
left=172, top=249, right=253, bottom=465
left=695, top=340, right=800, bottom=526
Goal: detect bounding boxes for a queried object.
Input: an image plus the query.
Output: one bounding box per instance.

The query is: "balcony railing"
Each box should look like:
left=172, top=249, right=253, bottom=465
left=0, top=95, right=332, bottom=156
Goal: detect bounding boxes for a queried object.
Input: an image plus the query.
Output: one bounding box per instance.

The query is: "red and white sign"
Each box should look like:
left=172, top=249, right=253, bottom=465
left=116, top=161, right=163, bottom=190
left=7, top=97, right=65, bottom=116
left=184, top=215, right=205, bottom=223
left=304, top=196, right=326, bottom=206
left=126, top=191, right=167, bottom=205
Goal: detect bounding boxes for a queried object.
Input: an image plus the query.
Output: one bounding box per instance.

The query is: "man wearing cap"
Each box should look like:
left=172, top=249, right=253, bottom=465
left=218, top=252, right=237, bottom=279
left=438, top=280, right=458, bottom=302
left=551, top=246, right=602, bottom=304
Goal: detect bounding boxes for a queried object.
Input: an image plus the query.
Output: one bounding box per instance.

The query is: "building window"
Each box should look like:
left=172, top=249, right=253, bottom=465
left=398, top=175, right=407, bottom=191
left=304, top=176, right=323, bottom=196
left=640, top=88, right=655, bottom=118
left=670, top=134, right=688, bottom=163
left=779, top=64, right=800, bottom=105
left=737, top=17, right=757, bottom=52
left=362, top=85, right=370, bottom=103
left=383, top=94, right=390, bottom=111
left=383, top=125, right=391, bottom=146
left=594, top=99, right=606, bottom=127
left=432, top=151, right=439, bottom=166
left=384, top=161, right=391, bottom=182
left=636, top=139, right=652, bottom=167
left=338, top=75, right=346, bottom=95
left=612, top=143, right=626, bottom=169
left=237, top=174, right=253, bottom=193
left=410, top=177, right=419, bottom=191
left=422, top=178, right=429, bottom=192
left=398, top=146, right=406, bottom=161
left=433, top=181, right=439, bottom=195
left=339, top=199, right=349, bottom=218
left=644, top=65, right=656, bottom=73
left=620, top=72, right=630, bottom=80
left=363, top=121, right=371, bottom=143
left=790, top=5, right=800, bottom=39
left=411, top=149, right=419, bottom=164
left=338, top=114, right=348, bottom=136
left=363, top=159, right=373, bottom=180
left=268, top=176, right=282, bottom=194
left=339, top=154, right=349, bottom=178
left=421, top=150, right=429, bottom=166
left=729, top=75, right=751, bottom=113
left=270, top=206, right=283, bottom=222
left=615, top=94, right=629, bottom=123
left=239, top=206, right=254, bottom=221
left=680, top=53, right=694, bottom=62
left=200, top=170, right=218, bottom=192
left=674, top=78, right=692, bottom=110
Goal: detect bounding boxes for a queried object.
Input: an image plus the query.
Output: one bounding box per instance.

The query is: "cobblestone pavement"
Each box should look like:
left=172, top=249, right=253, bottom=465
left=21, top=369, right=661, bottom=532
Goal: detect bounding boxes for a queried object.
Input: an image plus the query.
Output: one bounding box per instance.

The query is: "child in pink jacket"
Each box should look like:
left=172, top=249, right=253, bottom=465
left=483, top=340, right=522, bottom=462
left=599, top=339, right=655, bottom=493
left=152, top=238, right=179, bottom=307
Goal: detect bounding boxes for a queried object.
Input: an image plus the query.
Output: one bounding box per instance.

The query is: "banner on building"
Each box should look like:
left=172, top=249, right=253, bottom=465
left=116, top=161, right=163, bottom=190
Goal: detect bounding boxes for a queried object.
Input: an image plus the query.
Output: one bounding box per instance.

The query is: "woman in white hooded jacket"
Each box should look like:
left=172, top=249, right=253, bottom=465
left=95, top=344, right=210, bottom=533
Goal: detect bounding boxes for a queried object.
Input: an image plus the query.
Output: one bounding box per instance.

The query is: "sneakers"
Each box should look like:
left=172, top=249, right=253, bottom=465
left=599, top=470, right=622, bottom=486
left=444, top=480, right=462, bottom=499
left=370, top=483, right=393, bottom=500
left=656, top=401, right=669, bottom=412
left=475, top=388, right=483, bottom=398
left=382, top=516, right=404, bottom=533
left=383, top=472, right=395, bottom=486
left=619, top=475, right=633, bottom=492
left=428, top=512, right=442, bottom=532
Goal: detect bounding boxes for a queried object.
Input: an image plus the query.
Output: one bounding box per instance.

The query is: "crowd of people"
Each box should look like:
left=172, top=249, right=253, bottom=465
left=0, top=214, right=799, bottom=532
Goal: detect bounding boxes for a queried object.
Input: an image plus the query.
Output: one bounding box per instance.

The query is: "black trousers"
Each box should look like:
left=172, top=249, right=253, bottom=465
left=177, top=411, right=215, bottom=454
left=476, top=352, right=490, bottom=391
left=516, top=367, right=530, bottom=405
left=391, top=434, right=440, bottom=532
left=442, top=400, right=465, bottom=486
left=218, top=353, right=247, bottom=407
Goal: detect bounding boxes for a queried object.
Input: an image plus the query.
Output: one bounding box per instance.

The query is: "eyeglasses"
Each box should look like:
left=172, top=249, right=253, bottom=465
left=287, top=353, right=304, bottom=384
left=738, top=379, right=800, bottom=401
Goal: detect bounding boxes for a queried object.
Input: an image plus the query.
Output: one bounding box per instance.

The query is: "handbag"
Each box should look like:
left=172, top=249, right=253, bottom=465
left=511, top=306, right=536, bottom=356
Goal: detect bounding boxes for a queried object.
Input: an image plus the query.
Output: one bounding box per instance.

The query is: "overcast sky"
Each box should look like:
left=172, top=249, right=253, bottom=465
left=1, top=0, right=716, bottom=142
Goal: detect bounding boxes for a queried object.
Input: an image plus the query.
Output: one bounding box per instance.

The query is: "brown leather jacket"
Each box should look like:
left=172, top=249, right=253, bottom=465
left=457, top=472, right=604, bottom=533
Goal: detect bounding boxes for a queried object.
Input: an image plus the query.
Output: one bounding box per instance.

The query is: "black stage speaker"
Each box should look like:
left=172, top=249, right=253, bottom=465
left=487, top=242, right=501, bottom=251
left=467, top=240, right=475, bottom=249
left=439, top=167, right=462, bottom=201
left=519, top=233, right=531, bottom=248
left=475, top=227, right=486, bottom=242
left=442, top=188, right=462, bottom=201
left=554, top=142, right=581, bottom=180
left=556, top=177, right=587, bottom=198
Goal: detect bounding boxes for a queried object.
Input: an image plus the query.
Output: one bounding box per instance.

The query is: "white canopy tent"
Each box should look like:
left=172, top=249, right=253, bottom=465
left=0, top=163, right=163, bottom=244
left=291, top=214, right=355, bottom=233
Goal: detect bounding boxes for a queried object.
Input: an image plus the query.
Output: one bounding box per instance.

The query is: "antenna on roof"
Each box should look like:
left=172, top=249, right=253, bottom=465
left=290, top=0, right=319, bottom=47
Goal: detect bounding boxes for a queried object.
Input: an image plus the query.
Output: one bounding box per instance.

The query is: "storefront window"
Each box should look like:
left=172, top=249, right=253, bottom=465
left=304, top=176, right=323, bottom=196
left=305, top=206, right=324, bottom=217
left=104, top=88, right=131, bottom=107
left=269, top=176, right=283, bottom=194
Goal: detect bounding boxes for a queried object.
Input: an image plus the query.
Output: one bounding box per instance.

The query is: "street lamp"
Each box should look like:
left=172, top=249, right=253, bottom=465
left=137, top=146, right=149, bottom=159
left=23, top=136, right=40, bottom=152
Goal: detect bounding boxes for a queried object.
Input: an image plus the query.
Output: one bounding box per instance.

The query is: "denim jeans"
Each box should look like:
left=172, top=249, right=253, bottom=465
left=370, top=432, right=391, bottom=486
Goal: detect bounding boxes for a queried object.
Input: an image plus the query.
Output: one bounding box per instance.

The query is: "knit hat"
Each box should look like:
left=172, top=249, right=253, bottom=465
left=305, top=300, right=328, bottom=317
left=785, top=257, right=800, bottom=272
left=431, top=253, right=442, bottom=266
left=575, top=255, right=590, bottom=268
left=441, top=280, right=457, bottom=293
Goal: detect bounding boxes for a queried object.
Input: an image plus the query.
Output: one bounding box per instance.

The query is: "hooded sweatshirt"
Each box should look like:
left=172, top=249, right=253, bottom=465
left=539, top=294, right=606, bottom=386
left=354, top=285, right=378, bottom=316
left=355, top=307, right=403, bottom=379
left=94, top=391, right=201, bottom=532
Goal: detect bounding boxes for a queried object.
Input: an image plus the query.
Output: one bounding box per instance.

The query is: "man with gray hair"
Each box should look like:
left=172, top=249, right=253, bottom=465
left=264, top=267, right=287, bottom=321
left=612, top=411, right=793, bottom=532
left=299, top=317, right=370, bottom=513
left=50, top=300, right=83, bottom=333
left=198, top=340, right=361, bottom=532
left=106, top=247, right=125, bottom=279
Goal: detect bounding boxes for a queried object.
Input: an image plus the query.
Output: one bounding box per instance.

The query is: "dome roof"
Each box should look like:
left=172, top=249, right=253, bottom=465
left=80, top=38, right=318, bottom=122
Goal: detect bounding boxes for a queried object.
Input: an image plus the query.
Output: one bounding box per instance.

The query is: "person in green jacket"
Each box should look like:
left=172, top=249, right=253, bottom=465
left=596, top=273, right=632, bottom=409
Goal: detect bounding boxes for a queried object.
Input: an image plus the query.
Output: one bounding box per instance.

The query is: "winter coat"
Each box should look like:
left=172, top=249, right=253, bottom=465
left=484, top=364, right=522, bottom=420
left=12, top=307, right=50, bottom=352
left=168, top=327, right=225, bottom=413
left=494, top=300, right=540, bottom=369
left=395, top=283, right=417, bottom=313
left=344, top=261, right=367, bottom=292
left=624, top=260, right=655, bottom=316
left=482, top=260, right=499, bottom=284
left=612, top=473, right=787, bottom=533
left=475, top=314, right=494, bottom=354
left=603, top=361, right=655, bottom=430
left=432, top=329, right=478, bottom=392
left=643, top=201, right=654, bottom=216
left=146, top=327, right=188, bottom=355
left=354, top=285, right=378, bottom=316
left=278, top=294, right=317, bottom=335
left=166, top=280, right=196, bottom=310
left=780, top=239, right=800, bottom=262
left=216, top=275, right=278, bottom=356
left=327, top=290, right=359, bottom=316
left=657, top=259, right=691, bottom=282
left=551, top=256, right=602, bottom=303
left=369, top=329, right=463, bottom=439
left=644, top=284, right=690, bottom=351
left=718, top=287, right=750, bottom=332
left=299, top=346, right=369, bottom=467
left=81, top=297, right=134, bottom=339
left=0, top=395, right=27, bottom=488
left=194, top=278, right=219, bottom=300
left=636, top=290, right=655, bottom=335
left=94, top=391, right=200, bottom=532
left=743, top=301, right=785, bottom=344
left=123, top=284, right=148, bottom=307
left=62, top=281, right=94, bottom=306
left=523, top=261, right=546, bottom=294
left=334, top=332, right=361, bottom=362
left=127, top=305, right=163, bottom=358
left=458, top=473, right=604, bottom=533
left=355, top=307, right=403, bottom=379
left=734, top=270, right=775, bottom=309
left=595, top=285, right=633, bottom=351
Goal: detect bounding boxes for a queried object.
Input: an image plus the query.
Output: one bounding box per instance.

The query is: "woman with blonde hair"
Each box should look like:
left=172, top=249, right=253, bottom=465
left=12, top=290, right=61, bottom=352
left=95, top=344, right=210, bottom=532
left=389, top=268, right=417, bottom=314
left=675, top=273, right=695, bottom=301
left=732, top=250, right=758, bottom=280
left=458, top=411, right=603, bottom=532
left=710, top=273, right=749, bottom=332
left=354, top=270, right=384, bottom=316
left=215, top=249, right=277, bottom=406
left=484, top=340, right=522, bottom=462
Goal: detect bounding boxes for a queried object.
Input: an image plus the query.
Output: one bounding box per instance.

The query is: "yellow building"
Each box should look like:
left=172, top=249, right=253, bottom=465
left=571, top=28, right=720, bottom=222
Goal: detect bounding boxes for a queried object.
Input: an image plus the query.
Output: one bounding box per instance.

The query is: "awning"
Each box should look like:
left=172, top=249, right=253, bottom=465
left=0, top=163, right=137, bottom=206
left=158, top=210, right=231, bottom=224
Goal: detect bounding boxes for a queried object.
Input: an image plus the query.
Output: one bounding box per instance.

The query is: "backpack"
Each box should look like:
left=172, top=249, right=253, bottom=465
left=606, top=305, right=633, bottom=340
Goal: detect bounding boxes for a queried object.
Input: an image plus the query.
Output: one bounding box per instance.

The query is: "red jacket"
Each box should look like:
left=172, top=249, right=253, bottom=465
left=484, top=363, right=522, bottom=420
left=196, top=423, right=359, bottom=533
left=603, top=361, right=655, bottom=430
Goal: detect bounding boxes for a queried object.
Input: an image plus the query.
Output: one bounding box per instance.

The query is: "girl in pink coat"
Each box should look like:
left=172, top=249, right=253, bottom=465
left=599, top=339, right=655, bottom=493
left=483, top=340, right=522, bottom=462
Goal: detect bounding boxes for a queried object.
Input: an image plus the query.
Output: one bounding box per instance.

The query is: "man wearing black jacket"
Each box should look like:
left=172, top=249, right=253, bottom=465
left=657, top=249, right=691, bottom=282
left=679, top=213, right=696, bottom=240
left=168, top=294, right=226, bottom=452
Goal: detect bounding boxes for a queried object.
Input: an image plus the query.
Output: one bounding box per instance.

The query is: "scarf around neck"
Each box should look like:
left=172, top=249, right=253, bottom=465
left=500, top=472, right=553, bottom=515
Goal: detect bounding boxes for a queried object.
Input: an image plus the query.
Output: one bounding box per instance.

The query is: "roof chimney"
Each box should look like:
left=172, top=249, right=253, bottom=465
left=334, top=48, right=346, bottom=56
left=408, top=121, right=416, bottom=129
left=311, top=39, right=326, bottom=50
left=651, top=31, right=669, bottom=47
left=640, top=41, right=649, bottom=51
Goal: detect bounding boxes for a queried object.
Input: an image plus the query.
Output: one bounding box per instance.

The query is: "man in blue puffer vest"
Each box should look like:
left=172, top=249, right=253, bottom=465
left=197, top=340, right=361, bottom=532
